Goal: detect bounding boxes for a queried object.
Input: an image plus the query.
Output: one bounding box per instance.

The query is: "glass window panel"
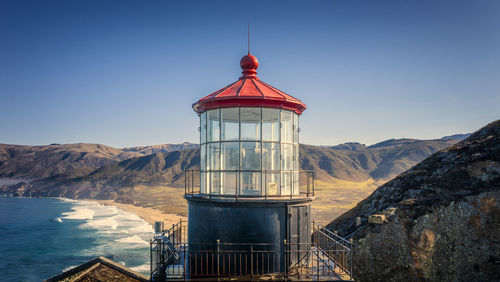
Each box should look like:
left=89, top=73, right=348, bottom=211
left=241, top=108, right=261, bottom=140
left=281, top=110, right=293, bottom=143
left=240, top=172, right=261, bottom=196
left=281, top=172, right=291, bottom=196
left=293, top=113, right=299, bottom=144
left=210, top=172, right=220, bottom=194
left=221, top=172, right=237, bottom=195
left=294, top=144, right=299, bottom=170
left=221, top=142, right=239, bottom=170
left=281, top=143, right=293, bottom=170
left=207, top=110, right=220, bottom=142
left=263, top=171, right=280, bottom=196
left=241, top=142, right=261, bottom=170
left=262, top=108, right=280, bottom=142
left=262, top=142, right=279, bottom=170
left=293, top=171, right=299, bottom=195
left=207, top=143, right=220, bottom=170
left=221, top=108, right=239, bottom=141
left=200, top=172, right=207, bottom=194
left=200, top=113, right=206, bottom=144
left=200, top=144, right=206, bottom=171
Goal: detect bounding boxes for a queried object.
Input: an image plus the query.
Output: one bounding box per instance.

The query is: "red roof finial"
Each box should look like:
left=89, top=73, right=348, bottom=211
left=240, top=54, right=259, bottom=79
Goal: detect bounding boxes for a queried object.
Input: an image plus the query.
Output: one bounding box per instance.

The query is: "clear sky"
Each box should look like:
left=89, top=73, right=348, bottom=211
left=1, top=0, right=499, bottom=148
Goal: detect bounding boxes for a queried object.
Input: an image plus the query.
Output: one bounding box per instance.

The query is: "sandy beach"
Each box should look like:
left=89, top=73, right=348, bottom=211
left=93, top=199, right=186, bottom=228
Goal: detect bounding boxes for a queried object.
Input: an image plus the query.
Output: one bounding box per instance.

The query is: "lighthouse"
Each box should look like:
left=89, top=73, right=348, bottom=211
left=186, top=51, right=314, bottom=276
left=150, top=51, right=354, bottom=281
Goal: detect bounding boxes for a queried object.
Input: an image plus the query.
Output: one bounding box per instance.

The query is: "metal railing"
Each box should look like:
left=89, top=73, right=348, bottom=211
left=151, top=220, right=354, bottom=281
left=312, top=221, right=353, bottom=277
left=184, top=169, right=315, bottom=199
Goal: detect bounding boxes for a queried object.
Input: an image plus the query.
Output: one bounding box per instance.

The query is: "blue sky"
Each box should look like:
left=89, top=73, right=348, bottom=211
left=1, top=0, right=499, bottom=147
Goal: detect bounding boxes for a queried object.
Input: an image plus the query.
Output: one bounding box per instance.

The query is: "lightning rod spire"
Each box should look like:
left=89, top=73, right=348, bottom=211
left=248, top=22, right=250, bottom=55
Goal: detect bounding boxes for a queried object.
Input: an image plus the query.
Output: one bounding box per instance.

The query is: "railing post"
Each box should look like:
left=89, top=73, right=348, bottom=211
left=312, top=172, right=315, bottom=196
left=250, top=244, right=254, bottom=277
left=350, top=238, right=354, bottom=278
left=316, top=243, right=319, bottom=281
left=191, top=170, right=194, bottom=195
left=150, top=239, right=153, bottom=281
left=217, top=239, right=220, bottom=278
left=283, top=239, right=287, bottom=276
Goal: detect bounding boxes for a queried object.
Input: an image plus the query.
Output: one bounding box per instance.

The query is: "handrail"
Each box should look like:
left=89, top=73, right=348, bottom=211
left=313, top=221, right=352, bottom=248
left=184, top=169, right=315, bottom=198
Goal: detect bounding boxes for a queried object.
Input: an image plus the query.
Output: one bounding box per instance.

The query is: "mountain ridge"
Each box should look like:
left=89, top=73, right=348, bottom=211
left=1, top=137, right=461, bottom=201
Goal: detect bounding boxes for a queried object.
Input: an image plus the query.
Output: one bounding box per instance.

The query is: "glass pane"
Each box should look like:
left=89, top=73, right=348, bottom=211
left=241, top=142, right=261, bottom=170
left=240, top=172, right=261, bottom=196
left=262, top=142, right=279, bottom=170
left=210, top=172, right=220, bottom=194
left=200, top=144, right=206, bottom=171
left=207, top=143, right=220, bottom=170
left=262, top=108, right=279, bottom=141
left=241, top=108, right=261, bottom=140
left=293, top=113, right=299, bottom=144
left=263, top=171, right=279, bottom=196
left=221, top=142, right=239, bottom=170
left=293, top=171, right=299, bottom=195
left=207, top=110, right=220, bottom=142
left=221, top=172, right=237, bottom=195
left=200, top=172, right=207, bottom=194
left=200, top=113, right=206, bottom=144
left=281, top=110, right=293, bottom=143
left=294, top=144, right=299, bottom=170
left=221, top=108, right=239, bottom=141
left=281, top=143, right=293, bottom=170
left=281, top=172, right=291, bottom=196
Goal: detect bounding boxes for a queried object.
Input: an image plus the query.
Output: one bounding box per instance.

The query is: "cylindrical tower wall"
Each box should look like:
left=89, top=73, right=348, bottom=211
left=187, top=198, right=311, bottom=276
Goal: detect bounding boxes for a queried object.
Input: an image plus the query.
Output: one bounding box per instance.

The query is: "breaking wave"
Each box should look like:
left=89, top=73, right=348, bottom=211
left=58, top=199, right=154, bottom=275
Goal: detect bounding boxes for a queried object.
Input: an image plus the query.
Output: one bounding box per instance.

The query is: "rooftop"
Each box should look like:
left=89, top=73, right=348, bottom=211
left=192, top=53, right=306, bottom=115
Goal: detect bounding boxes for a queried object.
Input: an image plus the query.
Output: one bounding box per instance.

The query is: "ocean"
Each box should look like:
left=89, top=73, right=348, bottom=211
left=0, top=197, right=153, bottom=281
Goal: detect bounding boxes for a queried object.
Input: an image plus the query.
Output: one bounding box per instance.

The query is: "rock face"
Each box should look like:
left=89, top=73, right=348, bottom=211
left=326, top=120, right=500, bottom=281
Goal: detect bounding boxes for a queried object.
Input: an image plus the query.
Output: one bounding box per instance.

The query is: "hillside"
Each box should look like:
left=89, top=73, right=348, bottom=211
left=301, top=138, right=457, bottom=182
left=11, top=149, right=200, bottom=200
left=0, top=143, right=142, bottom=179
left=122, top=142, right=199, bottom=155
left=326, top=120, right=500, bottom=281
left=0, top=142, right=199, bottom=180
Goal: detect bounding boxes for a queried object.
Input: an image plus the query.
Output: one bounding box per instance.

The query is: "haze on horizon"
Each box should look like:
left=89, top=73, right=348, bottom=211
left=0, top=0, right=499, bottom=148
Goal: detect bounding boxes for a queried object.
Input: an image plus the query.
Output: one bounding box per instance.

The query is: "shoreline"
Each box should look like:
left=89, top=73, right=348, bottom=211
left=89, top=199, right=186, bottom=228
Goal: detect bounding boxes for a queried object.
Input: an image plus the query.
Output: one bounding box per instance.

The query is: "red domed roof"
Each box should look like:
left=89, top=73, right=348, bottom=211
left=193, top=53, right=306, bottom=115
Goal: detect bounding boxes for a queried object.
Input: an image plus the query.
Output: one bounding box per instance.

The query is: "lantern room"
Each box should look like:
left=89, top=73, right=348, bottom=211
left=193, top=54, right=307, bottom=198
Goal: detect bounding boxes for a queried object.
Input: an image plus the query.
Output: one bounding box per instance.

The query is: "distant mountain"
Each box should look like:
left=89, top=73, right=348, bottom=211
left=329, top=142, right=367, bottom=151
left=0, top=143, right=142, bottom=179
left=301, top=139, right=457, bottom=181
left=1, top=136, right=461, bottom=200
left=8, top=149, right=200, bottom=199
left=325, top=121, right=499, bottom=281
left=122, top=142, right=199, bottom=155
left=440, top=133, right=471, bottom=141
left=0, top=143, right=199, bottom=180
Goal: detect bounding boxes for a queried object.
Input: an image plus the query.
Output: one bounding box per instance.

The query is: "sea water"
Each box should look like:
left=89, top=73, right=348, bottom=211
left=0, top=197, right=153, bottom=281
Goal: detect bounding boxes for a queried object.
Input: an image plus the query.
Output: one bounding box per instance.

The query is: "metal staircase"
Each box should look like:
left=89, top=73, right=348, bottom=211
left=151, top=220, right=354, bottom=281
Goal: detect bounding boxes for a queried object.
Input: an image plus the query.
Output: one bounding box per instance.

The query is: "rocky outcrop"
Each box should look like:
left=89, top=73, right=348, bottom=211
left=327, top=120, right=500, bottom=281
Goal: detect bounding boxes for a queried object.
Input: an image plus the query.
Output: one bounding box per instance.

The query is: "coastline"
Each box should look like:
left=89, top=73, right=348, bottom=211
left=92, top=199, right=186, bottom=228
